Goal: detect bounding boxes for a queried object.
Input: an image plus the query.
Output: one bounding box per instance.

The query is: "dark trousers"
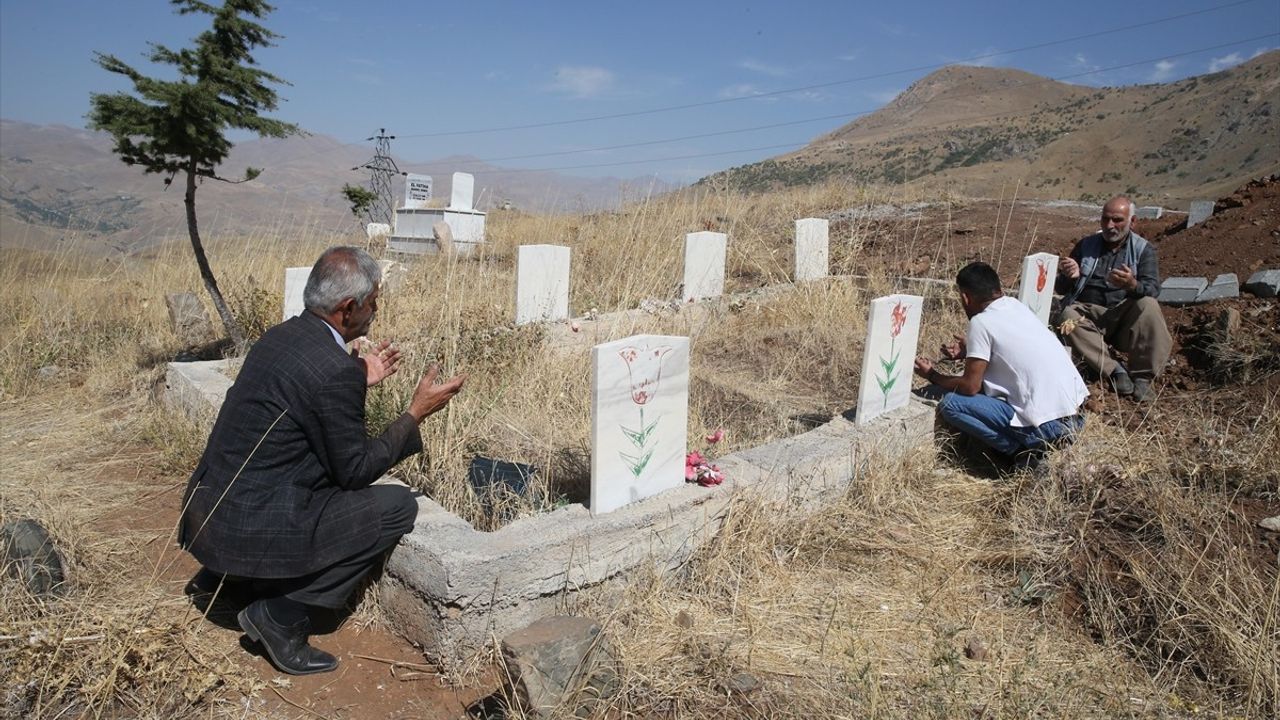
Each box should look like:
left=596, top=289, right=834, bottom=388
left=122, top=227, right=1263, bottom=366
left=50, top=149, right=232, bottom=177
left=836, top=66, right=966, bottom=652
left=245, top=485, right=418, bottom=609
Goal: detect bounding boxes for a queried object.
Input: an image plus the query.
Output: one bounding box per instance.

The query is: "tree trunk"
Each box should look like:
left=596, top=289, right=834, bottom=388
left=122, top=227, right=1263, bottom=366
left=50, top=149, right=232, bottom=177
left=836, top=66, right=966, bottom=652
left=184, top=161, right=246, bottom=349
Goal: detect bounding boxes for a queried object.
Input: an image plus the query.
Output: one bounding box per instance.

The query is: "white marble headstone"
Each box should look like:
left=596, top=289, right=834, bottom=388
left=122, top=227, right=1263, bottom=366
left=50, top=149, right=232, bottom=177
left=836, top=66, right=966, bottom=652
left=515, top=244, right=571, bottom=325
left=682, top=231, right=726, bottom=302
left=404, top=174, right=432, bottom=209
left=591, top=335, right=690, bottom=514
left=283, top=267, right=311, bottom=322
left=795, top=218, right=829, bottom=282
left=1017, top=252, right=1058, bottom=326
left=855, top=294, right=924, bottom=425
left=1188, top=200, right=1214, bottom=228
left=450, top=172, right=475, bottom=211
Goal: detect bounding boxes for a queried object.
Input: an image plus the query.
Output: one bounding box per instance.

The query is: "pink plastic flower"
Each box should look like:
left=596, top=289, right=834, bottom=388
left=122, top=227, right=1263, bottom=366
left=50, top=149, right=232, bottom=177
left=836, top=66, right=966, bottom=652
left=705, top=428, right=724, bottom=444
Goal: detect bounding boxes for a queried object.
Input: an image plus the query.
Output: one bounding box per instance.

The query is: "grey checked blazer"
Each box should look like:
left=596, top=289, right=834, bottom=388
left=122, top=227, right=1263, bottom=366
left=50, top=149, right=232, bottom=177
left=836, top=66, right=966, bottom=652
left=179, top=311, right=422, bottom=578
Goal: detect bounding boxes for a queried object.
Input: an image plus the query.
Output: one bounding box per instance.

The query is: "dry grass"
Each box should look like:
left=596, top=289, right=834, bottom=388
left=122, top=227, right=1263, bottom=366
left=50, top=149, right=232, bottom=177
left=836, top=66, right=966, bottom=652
left=2, top=179, right=1276, bottom=718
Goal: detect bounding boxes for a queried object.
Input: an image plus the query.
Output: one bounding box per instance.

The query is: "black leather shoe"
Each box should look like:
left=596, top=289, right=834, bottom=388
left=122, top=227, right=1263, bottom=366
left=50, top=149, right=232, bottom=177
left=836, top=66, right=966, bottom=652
left=237, top=599, right=338, bottom=675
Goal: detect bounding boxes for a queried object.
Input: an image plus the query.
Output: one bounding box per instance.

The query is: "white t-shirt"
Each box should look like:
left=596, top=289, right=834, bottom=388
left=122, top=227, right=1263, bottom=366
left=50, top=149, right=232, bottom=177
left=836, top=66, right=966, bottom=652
left=966, top=296, right=1089, bottom=428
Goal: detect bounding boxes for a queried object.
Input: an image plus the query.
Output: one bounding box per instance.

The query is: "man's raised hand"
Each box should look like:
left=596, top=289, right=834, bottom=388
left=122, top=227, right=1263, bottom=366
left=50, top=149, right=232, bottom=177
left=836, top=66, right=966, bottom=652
left=1059, top=257, right=1080, bottom=279
left=355, top=338, right=403, bottom=387
left=940, top=334, right=966, bottom=360
left=408, top=365, right=466, bottom=423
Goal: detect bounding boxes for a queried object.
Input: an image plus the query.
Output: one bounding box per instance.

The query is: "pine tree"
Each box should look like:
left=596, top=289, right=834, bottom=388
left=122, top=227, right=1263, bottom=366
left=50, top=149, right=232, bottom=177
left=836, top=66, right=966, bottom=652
left=89, top=0, right=300, bottom=348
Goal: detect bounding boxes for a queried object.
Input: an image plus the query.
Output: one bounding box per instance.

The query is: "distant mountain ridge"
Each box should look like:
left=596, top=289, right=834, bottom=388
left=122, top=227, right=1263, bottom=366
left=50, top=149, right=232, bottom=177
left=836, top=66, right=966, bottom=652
left=0, top=122, right=677, bottom=254
left=702, top=51, right=1280, bottom=203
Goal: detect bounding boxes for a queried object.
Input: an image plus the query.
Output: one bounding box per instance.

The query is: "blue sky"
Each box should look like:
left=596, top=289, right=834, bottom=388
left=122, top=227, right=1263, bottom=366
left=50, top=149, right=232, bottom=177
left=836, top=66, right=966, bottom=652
left=1, top=0, right=1276, bottom=183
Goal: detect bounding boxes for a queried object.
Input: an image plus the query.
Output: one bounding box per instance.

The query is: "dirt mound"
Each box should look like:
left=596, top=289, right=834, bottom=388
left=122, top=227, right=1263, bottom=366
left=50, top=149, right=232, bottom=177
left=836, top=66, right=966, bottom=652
left=1150, top=174, right=1280, bottom=282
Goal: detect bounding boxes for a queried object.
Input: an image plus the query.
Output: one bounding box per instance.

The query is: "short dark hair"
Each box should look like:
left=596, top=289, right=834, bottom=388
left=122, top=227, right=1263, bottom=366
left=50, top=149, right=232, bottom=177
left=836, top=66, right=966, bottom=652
left=955, top=261, right=1002, bottom=301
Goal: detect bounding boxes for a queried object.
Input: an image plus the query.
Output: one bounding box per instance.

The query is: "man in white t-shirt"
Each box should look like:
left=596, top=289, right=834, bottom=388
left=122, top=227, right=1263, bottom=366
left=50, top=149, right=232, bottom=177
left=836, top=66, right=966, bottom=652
left=914, top=262, right=1089, bottom=470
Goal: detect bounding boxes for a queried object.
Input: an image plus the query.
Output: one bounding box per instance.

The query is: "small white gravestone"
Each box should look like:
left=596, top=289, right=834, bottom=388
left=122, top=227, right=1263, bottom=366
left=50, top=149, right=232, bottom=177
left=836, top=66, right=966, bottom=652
left=590, top=335, right=690, bottom=514
left=1017, top=252, right=1059, bottom=326
left=366, top=222, right=391, bottom=239
left=404, top=174, right=433, bottom=210
left=1188, top=200, right=1214, bottom=228
left=855, top=294, right=924, bottom=425
left=795, top=218, right=829, bottom=282
left=282, top=267, right=310, bottom=322
left=515, top=244, right=571, bottom=325
left=682, top=231, right=726, bottom=302
left=449, top=172, right=475, bottom=211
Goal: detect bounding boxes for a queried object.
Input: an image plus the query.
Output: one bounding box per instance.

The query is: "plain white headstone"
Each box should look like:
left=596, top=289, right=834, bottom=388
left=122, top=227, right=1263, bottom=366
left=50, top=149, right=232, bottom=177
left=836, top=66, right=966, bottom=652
left=682, top=231, right=726, bottom=302
left=591, top=335, right=690, bottom=514
left=450, top=172, right=475, bottom=211
left=855, top=294, right=924, bottom=425
left=795, top=218, right=829, bottom=282
left=1017, top=253, right=1059, bottom=326
left=404, top=174, right=433, bottom=209
left=515, top=244, right=571, bottom=325
left=283, top=267, right=310, bottom=322
left=1188, top=200, right=1214, bottom=228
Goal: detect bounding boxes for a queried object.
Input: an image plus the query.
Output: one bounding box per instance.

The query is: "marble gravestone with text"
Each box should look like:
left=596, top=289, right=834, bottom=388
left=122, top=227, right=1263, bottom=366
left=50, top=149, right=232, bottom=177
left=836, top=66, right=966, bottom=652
left=855, top=294, right=924, bottom=425
left=682, top=231, right=726, bottom=302
left=794, top=218, right=829, bottom=282
left=515, top=244, right=571, bottom=325
left=1016, top=252, right=1058, bottom=326
left=404, top=174, right=432, bottom=209
left=282, top=267, right=310, bottom=322
left=590, top=335, right=690, bottom=514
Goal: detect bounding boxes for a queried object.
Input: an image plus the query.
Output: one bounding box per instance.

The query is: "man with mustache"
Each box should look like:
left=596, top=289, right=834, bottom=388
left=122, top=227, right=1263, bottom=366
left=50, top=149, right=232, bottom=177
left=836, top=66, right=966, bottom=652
left=1056, top=196, right=1172, bottom=402
left=179, top=246, right=464, bottom=675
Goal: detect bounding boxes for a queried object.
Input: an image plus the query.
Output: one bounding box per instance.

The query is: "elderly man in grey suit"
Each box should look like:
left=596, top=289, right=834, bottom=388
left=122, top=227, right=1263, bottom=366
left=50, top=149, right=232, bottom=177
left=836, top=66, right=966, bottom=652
left=180, top=246, right=464, bottom=675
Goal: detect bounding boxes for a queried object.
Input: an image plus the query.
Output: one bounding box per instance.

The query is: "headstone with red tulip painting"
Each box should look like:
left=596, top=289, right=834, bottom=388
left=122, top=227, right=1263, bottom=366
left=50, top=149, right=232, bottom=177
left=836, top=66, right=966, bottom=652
left=1017, top=252, right=1058, bottom=326
left=855, top=294, right=924, bottom=425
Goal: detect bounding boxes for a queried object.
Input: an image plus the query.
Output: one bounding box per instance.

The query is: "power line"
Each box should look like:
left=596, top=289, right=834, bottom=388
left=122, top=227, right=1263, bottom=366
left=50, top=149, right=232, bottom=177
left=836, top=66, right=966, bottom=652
left=392, top=0, right=1263, bottom=140
left=393, top=33, right=1280, bottom=176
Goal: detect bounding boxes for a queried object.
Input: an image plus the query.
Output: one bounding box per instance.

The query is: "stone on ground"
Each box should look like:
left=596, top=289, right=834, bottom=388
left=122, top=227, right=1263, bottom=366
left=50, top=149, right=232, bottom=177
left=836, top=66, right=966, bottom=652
left=500, top=616, right=620, bottom=719
left=1158, top=277, right=1208, bottom=306
left=1196, top=273, right=1239, bottom=302
left=1, top=519, right=66, bottom=597
left=1243, top=269, right=1280, bottom=298
left=165, top=292, right=213, bottom=347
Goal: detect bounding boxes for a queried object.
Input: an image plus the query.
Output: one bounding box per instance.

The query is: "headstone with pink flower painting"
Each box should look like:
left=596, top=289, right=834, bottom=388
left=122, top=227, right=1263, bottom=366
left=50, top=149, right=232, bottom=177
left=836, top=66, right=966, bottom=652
left=795, top=218, right=829, bottom=282
left=682, top=231, right=726, bottom=302
left=855, top=294, right=924, bottom=425
left=283, top=267, right=310, bottom=322
left=590, top=334, right=690, bottom=514
left=1016, top=252, right=1058, bottom=326
left=515, top=244, right=571, bottom=325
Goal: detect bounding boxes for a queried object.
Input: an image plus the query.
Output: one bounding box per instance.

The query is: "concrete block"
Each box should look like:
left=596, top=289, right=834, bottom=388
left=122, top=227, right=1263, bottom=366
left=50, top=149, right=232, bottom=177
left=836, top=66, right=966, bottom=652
left=1135, top=206, right=1163, bottom=219
left=1158, top=277, right=1208, bottom=306
left=1243, top=269, right=1280, bottom=298
left=1196, top=273, right=1239, bottom=302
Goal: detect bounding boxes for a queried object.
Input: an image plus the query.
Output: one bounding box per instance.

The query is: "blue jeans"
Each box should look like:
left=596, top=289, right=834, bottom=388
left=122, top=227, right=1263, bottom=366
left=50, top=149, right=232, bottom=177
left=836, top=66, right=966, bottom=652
left=938, top=392, right=1083, bottom=457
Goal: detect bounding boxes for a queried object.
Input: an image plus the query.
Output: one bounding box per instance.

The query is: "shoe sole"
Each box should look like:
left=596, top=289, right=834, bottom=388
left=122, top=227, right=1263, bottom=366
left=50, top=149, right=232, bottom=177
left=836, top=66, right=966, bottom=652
left=237, top=607, right=337, bottom=676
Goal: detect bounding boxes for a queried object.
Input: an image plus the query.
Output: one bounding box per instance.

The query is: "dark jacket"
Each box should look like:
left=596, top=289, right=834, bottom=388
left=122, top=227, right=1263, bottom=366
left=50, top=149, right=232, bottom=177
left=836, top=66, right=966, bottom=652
left=179, top=311, right=422, bottom=578
left=1055, top=231, right=1161, bottom=308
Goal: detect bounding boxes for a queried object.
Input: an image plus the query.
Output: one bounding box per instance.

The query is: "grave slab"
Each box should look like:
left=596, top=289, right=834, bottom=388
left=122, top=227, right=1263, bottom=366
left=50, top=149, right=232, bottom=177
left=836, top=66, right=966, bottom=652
left=1196, top=273, right=1239, bottom=302
left=1159, top=277, right=1209, bottom=306
left=682, top=231, right=726, bottom=302
left=1243, top=269, right=1280, bottom=298
left=591, top=335, right=689, bottom=514
left=516, top=245, right=571, bottom=325
left=794, top=218, right=829, bottom=282
left=282, top=267, right=310, bottom=321
left=1016, top=253, right=1058, bottom=326
left=855, top=294, right=924, bottom=425
left=1188, top=200, right=1214, bottom=228
left=450, top=172, right=475, bottom=211
left=1135, top=206, right=1163, bottom=219
left=404, top=173, right=433, bottom=210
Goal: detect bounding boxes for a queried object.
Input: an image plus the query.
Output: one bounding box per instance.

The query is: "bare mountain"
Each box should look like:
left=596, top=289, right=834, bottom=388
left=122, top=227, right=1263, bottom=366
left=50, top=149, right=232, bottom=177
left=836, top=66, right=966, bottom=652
left=0, top=121, right=677, bottom=255
left=702, top=51, right=1280, bottom=203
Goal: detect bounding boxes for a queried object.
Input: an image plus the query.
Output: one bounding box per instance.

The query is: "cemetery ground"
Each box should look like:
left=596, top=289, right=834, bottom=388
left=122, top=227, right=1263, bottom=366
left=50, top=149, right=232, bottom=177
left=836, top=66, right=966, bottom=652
left=2, top=179, right=1277, bottom=718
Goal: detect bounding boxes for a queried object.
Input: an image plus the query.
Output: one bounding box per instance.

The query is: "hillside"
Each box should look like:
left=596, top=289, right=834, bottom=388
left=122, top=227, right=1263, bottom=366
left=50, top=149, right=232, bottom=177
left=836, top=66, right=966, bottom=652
left=0, top=121, right=675, bottom=255
left=703, top=51, right=1280, bottom=203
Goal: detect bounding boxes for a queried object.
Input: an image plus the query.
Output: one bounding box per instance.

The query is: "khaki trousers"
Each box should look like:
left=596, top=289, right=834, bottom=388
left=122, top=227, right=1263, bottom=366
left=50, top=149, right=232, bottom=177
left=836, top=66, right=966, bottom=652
left=1059, top=296, right=1172, bottom=378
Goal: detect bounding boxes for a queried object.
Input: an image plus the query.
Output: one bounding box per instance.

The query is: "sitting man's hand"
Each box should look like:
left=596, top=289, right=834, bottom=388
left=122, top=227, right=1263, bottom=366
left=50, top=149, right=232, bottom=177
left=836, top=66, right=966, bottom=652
left=913, top=356, right=934, bottom=379
left=940, top=334, right=966, bottom=360
left=1107, top=263, right=1138, bottom=292
left=408, top=365, right=466, bottom=423
left=355, top=338, right=403, bottom=387
left=1059, top=257, right=1081, bottom=279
